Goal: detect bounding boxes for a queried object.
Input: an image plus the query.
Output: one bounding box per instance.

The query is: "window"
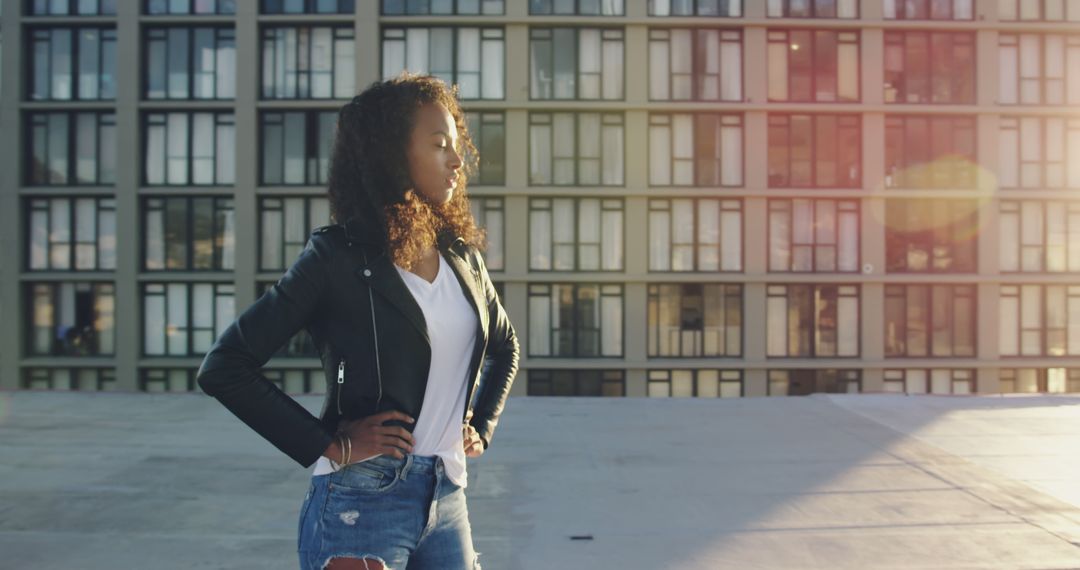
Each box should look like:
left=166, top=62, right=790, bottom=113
left=768, top=369, right=861, bottom=395
left=768, top=199, right=858, bottom=272
left=144, top=197, right=235, bottom=271
left=884, top=369, right=975, bottom=394
left=470, top=197, right=504, bottom=271
left=648, top=0, right=742, bottom=16
left=998, top=117, right=1080, bottom=190
left=29, top=27, right=116, bottom=100
left=883, top=0, right=973, bottom=19
left=647, top=284, right=742, bottom=357
left=767, top=30, right=859, bottom=102
left=648, top=370, right=742, bottom=397
left=261, top=0, right=354, bottom=13
left=885, top=200, right=977, bottom=273
left=529, top=112, right=624, bottom=186
left=529, top=198, right=623, bottom=271
left=464, top=112, right=505, bottom=186
left=263, top=368, right=324, bottom=394
left=884, top=32, right=975, bottom=104
left=529, top=0, right=623, bottom=14
left=766, top=284, right=859, bottom=357
left=884, top=285, right=976, bottom=357
left=1000, top=201, right=1080, bottom=273
left=140, top=368, right=198, bottom=392
left=261, top=111, right=337, bottom=185
left=767, top=114, right=861, bottom=188
left=262, top=26, right=355, bottom=99
left=382, top=0, right=504, bottom=14
left=145, top=27, right=236, bottom=100
left=648, top=198, right=742, bottom=272
left=145, top=0, right=237, bottom=14
left=27, top=197, right=117, bottom=271
left=998, top=0, right=1080, bottom=21
left=28, top=282, right=115, bottom=356
left=527, top=370, right=625, bottom=396
left=528, top=283, right=622, bottom=357
left=257, top=283, right=318, bottom=358
left=884, top=115, right=976, bottom=188
left=27, top=111, right=116, bottom=186
left=648, top=29, right=742, bottom=102
left=382, top=27, right=504, bottom=100
left=767, top=0, right=856, bottom=17
left=144, top=111, right=235, bottom=185
left=999, top=284, right=1080, bottom=357
left=649, top=113, right=743, bottom=186
left=259, top=196, right=331, bottom=271
left=143, top=282, right=235, bottom=356
left=999, top=368, right=1080, bottom=393
left=29, top=0, right=116, bottom=14
left=530, top=27, right=624, bottom=100
left=998, top=33, right=1080, bottom=105
left=23, top=368, right=117, bottom=391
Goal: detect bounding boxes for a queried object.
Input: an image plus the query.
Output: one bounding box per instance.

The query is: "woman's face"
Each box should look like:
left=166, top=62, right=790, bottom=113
left=406, top=102, right=463, bottom=206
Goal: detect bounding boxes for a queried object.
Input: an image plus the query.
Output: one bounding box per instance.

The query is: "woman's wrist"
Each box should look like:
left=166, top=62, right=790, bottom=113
left=322, top=438, right=343, bottom=463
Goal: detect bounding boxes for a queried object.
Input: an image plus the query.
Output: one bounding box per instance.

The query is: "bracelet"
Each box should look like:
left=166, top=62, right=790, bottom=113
left=336, top=433, right=347, bottom=470
left=343, top=434, right=352, bottom=466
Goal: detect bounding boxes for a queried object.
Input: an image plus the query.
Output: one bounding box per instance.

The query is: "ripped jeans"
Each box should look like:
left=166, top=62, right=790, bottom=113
left=297, top=453, right=480, bottom=570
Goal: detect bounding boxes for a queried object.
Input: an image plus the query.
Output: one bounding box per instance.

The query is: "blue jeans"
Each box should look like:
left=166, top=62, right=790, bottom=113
left=297, top=453, right=480, bottom=569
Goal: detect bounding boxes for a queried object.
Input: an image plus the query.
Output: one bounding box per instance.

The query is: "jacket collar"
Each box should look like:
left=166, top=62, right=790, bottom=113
left=347, top=216, right=487, bottom=351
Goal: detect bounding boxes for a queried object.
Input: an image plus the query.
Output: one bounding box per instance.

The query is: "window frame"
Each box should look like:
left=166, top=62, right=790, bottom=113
left=646, top=283, right=743, bottom=358
left=766, top=0, right=858, bottom=18
left=529, top=26, right=626, bottom=101
left=527, top=282, right=625, bottom=358
left=884, top=199, right=978, bottom=274
left=259, top=110, right=338, bottom=186
left=26, top=281, right=116, bottom=357
left=884, top=115, right=977, bottom=188
left=647, top=28, right=743, bottom=102
left=767, top=113, right=862, bottom=189
left=144, top=25, right=236, bottom=101
left=142, top=110, right=236, bottom=186
left=141, top=281, right=236, bottom=357
left=884, top=284, right=977, bottom=358
left=882, top=0, right=974, bottom=20
left=260, top=25, right=356, bottom=100
left=766, top=283, right=861, bottom=358
left=27, top=25, right=117, bottom=101
left=648, top=112, right=744, bottom=187
left=884, top=31, right=976, bottom=105
left=767, top=198, right=860, bottom=273
left=767, top=28, right=860, bottom=103
left=257, top=195, right=331, bottom=272
left=528, top=196, right=624, bottom=272
left=142, top=195, right=236, bottom=272
left=26, top=196, right=117, bottom=272
left=883, top=368, right=977, bottom=394
left=528, top=111, right=625, bottom=187
left=647, top=197, right=743, bottom=273
left=647, top=0, right=743, bottom=17
left=381, top=26, right=506, bottom=101
left=26, top=110, right=117, bottom=187
left=527, top=369, right=626, bottom=396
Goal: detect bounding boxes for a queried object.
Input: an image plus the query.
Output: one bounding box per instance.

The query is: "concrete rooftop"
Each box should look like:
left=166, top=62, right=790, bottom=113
left=1, top=391, right=1079, bottom=569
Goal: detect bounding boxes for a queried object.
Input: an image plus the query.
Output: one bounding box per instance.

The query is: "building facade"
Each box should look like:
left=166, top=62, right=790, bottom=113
left=2, top=0, right=1080, bottom=398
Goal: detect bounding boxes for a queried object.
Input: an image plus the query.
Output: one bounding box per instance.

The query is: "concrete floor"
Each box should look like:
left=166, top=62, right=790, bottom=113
left=1, top=390, right=1078, bottom=569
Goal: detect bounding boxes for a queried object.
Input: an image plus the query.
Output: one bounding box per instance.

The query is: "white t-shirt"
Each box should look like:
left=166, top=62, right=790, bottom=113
left=312, top=252, right=478, bottom=488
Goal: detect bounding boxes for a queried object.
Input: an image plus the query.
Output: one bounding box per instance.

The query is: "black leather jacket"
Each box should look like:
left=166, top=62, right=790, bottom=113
left=196, top=216, right=520, bottom=468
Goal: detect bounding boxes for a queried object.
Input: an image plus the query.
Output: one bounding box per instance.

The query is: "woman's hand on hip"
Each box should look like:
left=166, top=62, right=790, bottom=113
left=463, top=409, right=484, bottom=458
left=338, top=410, right=416, bottom=461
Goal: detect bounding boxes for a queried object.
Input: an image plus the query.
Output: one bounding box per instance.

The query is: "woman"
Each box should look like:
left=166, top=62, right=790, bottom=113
left=196, top=72, right=520, bottom=570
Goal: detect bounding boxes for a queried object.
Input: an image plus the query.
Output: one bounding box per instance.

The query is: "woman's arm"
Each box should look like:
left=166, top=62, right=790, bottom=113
left=468, top=247, right=520, bottom=451
left=196, top=231, right=338, bottom=468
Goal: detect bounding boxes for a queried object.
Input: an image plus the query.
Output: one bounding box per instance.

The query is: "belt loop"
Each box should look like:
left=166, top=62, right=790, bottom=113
left=401, top=453, right=412, bottom=481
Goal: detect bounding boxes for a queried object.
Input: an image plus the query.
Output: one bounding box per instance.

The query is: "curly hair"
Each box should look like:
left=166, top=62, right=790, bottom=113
left=327, top=72, right=485, bottom=270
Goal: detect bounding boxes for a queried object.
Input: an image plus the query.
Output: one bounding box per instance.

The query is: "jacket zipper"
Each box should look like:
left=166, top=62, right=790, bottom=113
left=336, top=358, right=345, bottom=414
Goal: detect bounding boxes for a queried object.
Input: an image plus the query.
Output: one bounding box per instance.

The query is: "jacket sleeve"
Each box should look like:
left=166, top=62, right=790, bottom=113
left=468, top=247, right=520, bottom=450
left=196, top=231, right=336, bottom=468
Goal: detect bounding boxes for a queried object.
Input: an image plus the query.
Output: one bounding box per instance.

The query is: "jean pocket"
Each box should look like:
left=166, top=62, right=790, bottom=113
left=329, top=461, right=400, bottom=494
